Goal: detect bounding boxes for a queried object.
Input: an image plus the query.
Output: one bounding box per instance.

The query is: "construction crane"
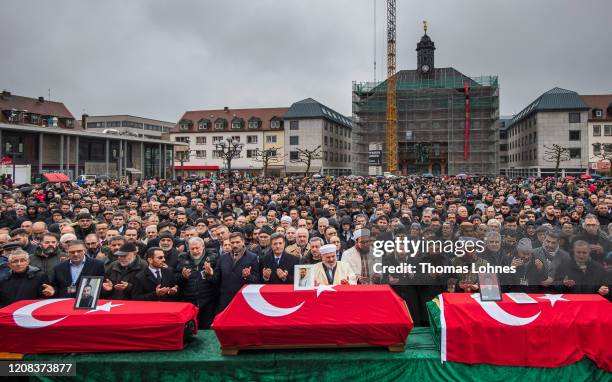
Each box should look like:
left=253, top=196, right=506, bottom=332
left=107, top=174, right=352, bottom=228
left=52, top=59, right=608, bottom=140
left=385, top=0, right=398, bottom=173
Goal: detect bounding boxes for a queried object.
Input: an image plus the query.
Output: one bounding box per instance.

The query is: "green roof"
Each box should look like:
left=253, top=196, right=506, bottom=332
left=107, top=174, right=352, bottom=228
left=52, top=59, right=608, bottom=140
left=284, top=98, right=352, bottom=128
left=509, top=87, right=588, bottom=127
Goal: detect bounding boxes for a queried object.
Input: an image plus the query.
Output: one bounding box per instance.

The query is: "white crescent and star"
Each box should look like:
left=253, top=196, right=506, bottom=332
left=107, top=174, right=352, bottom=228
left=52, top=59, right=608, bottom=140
left=471, top=293, right=541, bottom=326
left=13, top=299, right=71, bottom=329
left=84, top=302, right=124, bottom=314
left=242, top=284, right=337, bottom=317
left=537, top=294, right=569, bottom=307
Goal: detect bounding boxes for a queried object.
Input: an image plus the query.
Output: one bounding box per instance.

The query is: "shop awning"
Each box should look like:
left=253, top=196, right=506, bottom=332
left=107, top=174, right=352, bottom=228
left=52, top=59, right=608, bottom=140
left=175, top=166, right=219, bottom=170
left=43, top=173, right=70, bottom=182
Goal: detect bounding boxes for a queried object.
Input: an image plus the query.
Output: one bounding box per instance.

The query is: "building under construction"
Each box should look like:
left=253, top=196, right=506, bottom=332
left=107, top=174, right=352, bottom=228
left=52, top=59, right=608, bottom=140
left=352, top=29, right=500, bottom=176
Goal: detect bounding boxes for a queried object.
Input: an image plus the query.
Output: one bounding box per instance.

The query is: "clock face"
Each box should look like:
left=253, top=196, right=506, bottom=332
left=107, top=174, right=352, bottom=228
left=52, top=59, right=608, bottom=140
left=421, top=64, right=430, bottom=73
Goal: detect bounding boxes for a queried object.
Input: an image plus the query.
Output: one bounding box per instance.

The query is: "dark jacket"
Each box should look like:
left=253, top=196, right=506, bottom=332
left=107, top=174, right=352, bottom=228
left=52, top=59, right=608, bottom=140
left=102, top=257, right=148, bottom=300
left=131, top=266, right=178, bottom=301
left=0, top=255, right=9, bottom=280
left=176, top=253, right=218, bottom=307
left=210, top=250, right=260, bottom=312
left=0, top=266, right=50, bottom=308
left=501, top=253, right=549, bottom=293
left=29, top=247, right=64, bottom=281
left=74, top=224, right=96, bottom=240
left=51, top=257, right=105, bottom=298
left=260, top=251, right=298, bottom=284
left=558, top=258, right=608, bottom=295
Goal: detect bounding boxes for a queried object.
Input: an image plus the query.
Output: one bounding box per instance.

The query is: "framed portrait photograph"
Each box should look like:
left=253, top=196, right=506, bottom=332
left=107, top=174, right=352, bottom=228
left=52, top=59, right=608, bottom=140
left=294, top=264, right=315, bottom=291
left=478, top=272, right=502, bottom=302
left=74, top=276, right=103, bottom=310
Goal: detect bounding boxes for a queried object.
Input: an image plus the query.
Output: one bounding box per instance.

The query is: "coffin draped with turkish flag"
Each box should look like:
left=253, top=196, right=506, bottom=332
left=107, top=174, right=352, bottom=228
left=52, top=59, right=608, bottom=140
left=212, top=284, right=413, bottom=350
left=433, top=293, right=612, bottom=372
left=0, top=299, right=198, bottom=354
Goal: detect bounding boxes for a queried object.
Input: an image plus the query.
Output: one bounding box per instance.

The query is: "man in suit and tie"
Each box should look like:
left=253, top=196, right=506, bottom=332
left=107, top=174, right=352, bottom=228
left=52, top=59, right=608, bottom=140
left=204, top=232, right=259, bottom=313
left=312, top=244, right=357, bottom=286
left=52, top=240, right=105, bottom=298
left=261, top=233, right=298, bottom=284
left=132, top=247, right=178, bottom=301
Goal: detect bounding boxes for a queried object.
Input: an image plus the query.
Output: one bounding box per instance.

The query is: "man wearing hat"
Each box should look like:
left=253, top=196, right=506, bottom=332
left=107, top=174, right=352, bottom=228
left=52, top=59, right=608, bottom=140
left=101, top=242, right=148, bottom=300
left=342, top=228, right=374, bottom=284
left=312, top=244, right=356, bottom=286
left=74, top=212, right=96, bottom=240
left=0, top=241, right=22, bottom=279
left=252, top=225, right=273, bottom=260
left=501, top=237, right=548, bottom=293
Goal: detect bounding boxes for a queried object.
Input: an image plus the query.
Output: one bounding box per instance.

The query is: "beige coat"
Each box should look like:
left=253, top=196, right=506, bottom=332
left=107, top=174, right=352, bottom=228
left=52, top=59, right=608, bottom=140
left=312, top=261, right=357, bottom=286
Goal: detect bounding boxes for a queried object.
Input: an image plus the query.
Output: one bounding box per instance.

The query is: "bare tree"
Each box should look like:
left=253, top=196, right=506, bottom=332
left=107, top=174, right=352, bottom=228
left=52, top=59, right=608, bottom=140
left=543, top=144, right=570, bottom=178
left=253, top=147, right=283, bottom=177
left=290, top=145, right=322, bottom=176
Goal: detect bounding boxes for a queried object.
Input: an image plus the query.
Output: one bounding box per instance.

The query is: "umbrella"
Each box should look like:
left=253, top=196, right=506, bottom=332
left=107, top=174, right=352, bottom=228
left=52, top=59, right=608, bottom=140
left=422, top=173, right=434, bottom=178
left=456, top=173, right=468, bottom=179
left=590, top=174, right=603, bottom=179
left=580, top=174, right=591, bottom=180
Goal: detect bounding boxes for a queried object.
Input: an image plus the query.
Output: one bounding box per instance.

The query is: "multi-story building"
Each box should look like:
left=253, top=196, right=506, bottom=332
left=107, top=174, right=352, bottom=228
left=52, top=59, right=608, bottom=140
left=283, top=98, right=353, bottom=176
left=498, top=116, right=513, bottom=175
left=84, top=115, right=174, bottom=139
left=352, top=27, right=500, bottom=176
left=506, top=87, right=589, bottom=178
left=170, top=107, right=288, bottom=177
left=581, top=95, right=612, bottom=175
left=0, top=90, right=179, bottom=181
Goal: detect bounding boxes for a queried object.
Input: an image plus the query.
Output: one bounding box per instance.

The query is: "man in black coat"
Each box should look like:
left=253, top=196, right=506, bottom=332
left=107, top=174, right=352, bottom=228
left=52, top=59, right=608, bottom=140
left=52, top=240, right=105, bottom=298
left=132, top=247, right=179, bottom=301
left=260, top=233, right=298, bottom=284
left=101, top=243, right=147, bottom=300
left=204, top=232, right=260, bottom=313
left=559, top=240, right=609, bottom=297
left=0, top=249, right=55, bottom=307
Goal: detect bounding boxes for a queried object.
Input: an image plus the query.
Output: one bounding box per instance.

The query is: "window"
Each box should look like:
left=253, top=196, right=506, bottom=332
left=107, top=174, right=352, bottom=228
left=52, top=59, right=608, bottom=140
left=175, top=137, right=190, bottom=143
left=196, top=136, right=206, bottom=145
left=65, top=119, right=74, bottom=128
left=569, top=112, right=580, bottom=123
left=323, top=152, right=328, bottom=161
left=232, top=120, right=243, bottom=129
left=324, top=136, right=328, bottom=146
left=290, top=136, right=299, bottom=145
left=246, top=149, right=257, bottom=158
left=247, top=135, right=258, bottom=144
left=290, top=121, right=299, bottom=130
left=290, top=151, right=298, bottom=160
left=212, top=150, right=223, bottom=159
left=593, top=125, right=601, bottom=136
left=212, top=136, right=223, bottom=143
left=595, top=109, right=603, bottom=118
left=214, top=120, right=226, bottom=129
left=248, top=120, right=260, bottom=129
left=231, top=136, right=240, bottom=142
left=569, top=148, right=581, bottom=159
left=270, top=120, right=281, bottom=129
left=198, top=120, right=209, bottom=130
left=569, top=131, right=581, bottom=141
left=605, top=125, right=612, bottom=136
left=266, top=135, right=277, bottom=143
left=30, top=114, right=40, bottom=124
left=195, top=150, right=206, bottom=159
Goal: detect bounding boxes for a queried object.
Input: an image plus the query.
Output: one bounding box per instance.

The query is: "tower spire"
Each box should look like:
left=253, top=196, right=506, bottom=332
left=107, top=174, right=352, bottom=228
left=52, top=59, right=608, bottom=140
left=423, top=20, right=428, bottom=35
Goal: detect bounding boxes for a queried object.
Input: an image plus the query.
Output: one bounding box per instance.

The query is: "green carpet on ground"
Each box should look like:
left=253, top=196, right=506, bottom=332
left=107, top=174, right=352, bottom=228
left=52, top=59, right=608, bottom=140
left=27, top=327, right=611, bottom=382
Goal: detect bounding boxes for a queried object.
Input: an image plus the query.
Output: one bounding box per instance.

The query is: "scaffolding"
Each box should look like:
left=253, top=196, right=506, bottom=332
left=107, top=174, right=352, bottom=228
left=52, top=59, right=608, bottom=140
left=352, top=68, right=500, bottom=176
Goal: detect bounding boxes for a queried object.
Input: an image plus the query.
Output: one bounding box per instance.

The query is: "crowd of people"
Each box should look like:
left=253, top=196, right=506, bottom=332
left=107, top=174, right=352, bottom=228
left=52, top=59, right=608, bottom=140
left=0, top=175, right=610, bottom=327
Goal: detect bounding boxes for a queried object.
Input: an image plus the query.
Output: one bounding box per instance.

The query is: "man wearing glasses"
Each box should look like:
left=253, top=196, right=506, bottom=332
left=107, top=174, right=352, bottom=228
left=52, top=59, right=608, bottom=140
left=51, top=240, right=105, bottom=298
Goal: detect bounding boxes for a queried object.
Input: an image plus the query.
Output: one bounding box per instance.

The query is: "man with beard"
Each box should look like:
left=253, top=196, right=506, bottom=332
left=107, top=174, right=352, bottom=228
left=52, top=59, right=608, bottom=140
left=84, top=233, right=110, bottom=262
left=158, top=231, right=180, bottom=269
left=300, top=237, right=323, bottom=264
left=343, top=229, right=374, bottom=284
left=29, top=233, right=64, bottom=280
left=0, top=250, right=55, bottom=307
left=10, top=228, right=38, bottom=255
left=502, top=238, right=548, bottom=293
left=286, top=228, right=310, bottom=258
left=74, top=213, right=96, bottom=240
left=177, top=237, right=219, bottom=329
left=101, top=242, right=147, bottom=300
left=312, top=244, right=356, bottom=286
left=252, top=225, right=273, bottom=260
left=449, top=238, right=489, bottom=293
left=285, top=226, right=297, bottom=247
left=572, top=214, right=610, bottom=265
left=559, top=240, right=609, bottom=297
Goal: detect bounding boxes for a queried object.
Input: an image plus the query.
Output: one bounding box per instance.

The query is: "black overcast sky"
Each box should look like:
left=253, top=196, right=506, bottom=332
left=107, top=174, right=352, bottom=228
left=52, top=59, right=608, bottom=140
left=1, top=0, right=611, bottom=122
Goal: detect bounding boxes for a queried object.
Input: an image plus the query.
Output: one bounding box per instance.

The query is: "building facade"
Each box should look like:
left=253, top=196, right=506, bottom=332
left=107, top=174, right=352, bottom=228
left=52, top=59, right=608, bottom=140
left=498, top=116, right=513, bottom=175
left=283, top=98, right=353, bottom=176
left=352, top=29, right=500, bottom=176
left=84, top=115, right=174, bottom=139
left=506, top=88, right=589, bottom=178
left=170, top=107, right=288, bottom=177
left=0, top=90, right=179, bottom=181
left=581, top=95, right=612, bottom=174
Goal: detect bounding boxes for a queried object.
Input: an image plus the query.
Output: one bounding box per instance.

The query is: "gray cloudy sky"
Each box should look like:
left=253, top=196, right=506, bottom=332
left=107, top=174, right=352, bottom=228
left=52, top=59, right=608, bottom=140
left=2, top=0, right=611, bottom=122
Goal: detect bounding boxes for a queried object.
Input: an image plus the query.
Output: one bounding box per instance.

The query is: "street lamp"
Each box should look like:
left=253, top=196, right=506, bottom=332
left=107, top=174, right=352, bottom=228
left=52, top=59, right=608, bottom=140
left=214, top=138, right=243, bottom=179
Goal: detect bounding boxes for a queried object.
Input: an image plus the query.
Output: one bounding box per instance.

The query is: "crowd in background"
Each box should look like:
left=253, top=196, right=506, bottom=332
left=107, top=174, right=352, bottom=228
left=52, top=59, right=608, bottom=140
left=0, top=175, right=610, bottom=327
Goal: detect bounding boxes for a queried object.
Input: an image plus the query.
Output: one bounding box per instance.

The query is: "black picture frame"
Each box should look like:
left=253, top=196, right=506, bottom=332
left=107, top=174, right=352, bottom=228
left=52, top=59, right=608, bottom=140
left=74, top=276, right=103, bottom=310
left=478, top=272, right=502, bottom=302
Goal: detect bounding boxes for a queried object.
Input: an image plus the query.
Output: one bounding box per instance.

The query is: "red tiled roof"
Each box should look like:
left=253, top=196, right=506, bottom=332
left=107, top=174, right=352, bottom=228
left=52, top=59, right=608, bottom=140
left=0, top=93, right=75, bottom=120
left=171, top=107, right=289, bottom=133
left=580, top=95, right=612, bottom=121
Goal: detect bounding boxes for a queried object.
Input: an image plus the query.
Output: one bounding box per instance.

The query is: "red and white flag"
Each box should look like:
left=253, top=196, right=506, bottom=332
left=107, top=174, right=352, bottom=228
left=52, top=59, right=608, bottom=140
left=0, top=299, right=198, bottom=353
left=439, top=293, right=612, bottom=371
left=213, top=284, right=412, bottom=349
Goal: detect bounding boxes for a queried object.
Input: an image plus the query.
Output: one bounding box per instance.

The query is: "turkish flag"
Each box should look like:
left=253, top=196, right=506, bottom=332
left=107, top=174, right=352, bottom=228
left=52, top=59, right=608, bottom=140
left=0, top=299, right=198, bottom=354
left=213, top=284, right=412, bottom=349
left=440, top=293, right=612, bottom=371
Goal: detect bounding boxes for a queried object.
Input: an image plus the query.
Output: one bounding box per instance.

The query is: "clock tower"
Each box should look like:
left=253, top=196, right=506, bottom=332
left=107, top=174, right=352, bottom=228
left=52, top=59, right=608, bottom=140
left=416, top=21, right=435, bottom=75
